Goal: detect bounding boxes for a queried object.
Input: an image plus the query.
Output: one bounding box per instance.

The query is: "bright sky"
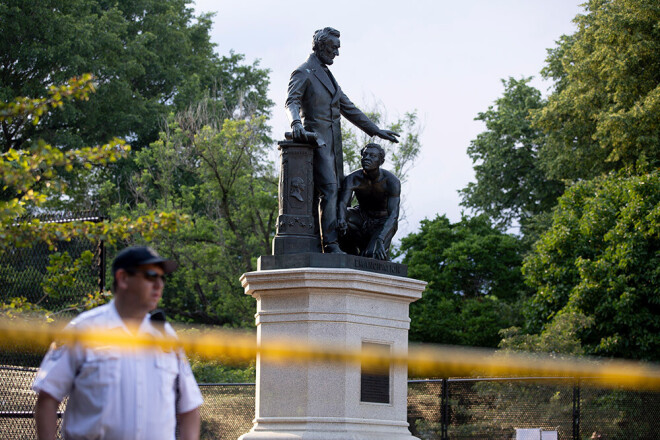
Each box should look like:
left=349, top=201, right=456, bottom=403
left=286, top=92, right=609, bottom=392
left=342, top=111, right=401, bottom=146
left=192, top=0, right=582, bottom=237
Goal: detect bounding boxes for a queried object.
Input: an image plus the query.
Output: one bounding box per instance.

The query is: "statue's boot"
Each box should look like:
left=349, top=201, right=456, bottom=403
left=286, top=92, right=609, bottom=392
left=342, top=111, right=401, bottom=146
left=323, top=243, right=346, bottom=254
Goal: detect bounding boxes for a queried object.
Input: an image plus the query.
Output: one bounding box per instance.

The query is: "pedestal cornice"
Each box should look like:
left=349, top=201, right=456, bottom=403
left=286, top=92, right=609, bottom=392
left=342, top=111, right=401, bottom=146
left=241, top=267, right=426, bottom=301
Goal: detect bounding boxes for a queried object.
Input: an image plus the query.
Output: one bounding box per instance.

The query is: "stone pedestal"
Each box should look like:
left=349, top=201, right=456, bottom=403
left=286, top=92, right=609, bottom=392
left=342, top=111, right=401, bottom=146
left=271, top=141, right=321, bottom=255
left=238, top=268, right=426, bottom=440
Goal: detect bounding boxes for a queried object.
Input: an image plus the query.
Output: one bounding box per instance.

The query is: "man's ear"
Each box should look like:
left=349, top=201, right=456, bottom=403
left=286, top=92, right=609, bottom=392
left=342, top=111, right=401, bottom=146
left=115, top=269, right=130, bottom=291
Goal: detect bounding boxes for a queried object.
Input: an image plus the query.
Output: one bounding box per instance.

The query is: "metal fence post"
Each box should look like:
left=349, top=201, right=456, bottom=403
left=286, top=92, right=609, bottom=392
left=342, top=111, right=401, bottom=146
left=93, top=214, right=106, bottom=294
left=98, top=239, right=106, bottom=294
left=573, top=378, right=580, bottom=440
left=441, top=378, right=449, bottom=440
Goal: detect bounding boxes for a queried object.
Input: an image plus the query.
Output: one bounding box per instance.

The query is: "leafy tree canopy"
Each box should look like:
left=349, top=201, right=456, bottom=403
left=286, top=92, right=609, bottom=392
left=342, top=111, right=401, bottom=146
left=0, top=0, right=245, bottom=153
left=0, top=76, right=188, bottom=317
left=522, top=170, right=660, bottom=361
left=534, top=0, right=660, bottom=180
left=108, top=96, right=276, bottom=326
left=401, top=215, right=527, bottom=300
left=499, top=310, right=594, bottom=357
left=450, top=0, right=660, bottom=359
left=399, top=215, right=529, bottom=346
left=460, top=77, right=564, bottom=235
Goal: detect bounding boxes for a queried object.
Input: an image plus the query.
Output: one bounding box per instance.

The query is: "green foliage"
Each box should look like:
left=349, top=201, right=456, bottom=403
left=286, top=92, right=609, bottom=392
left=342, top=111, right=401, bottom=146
left=499, top=310, right=594, bottom=356
left=0, top=76, right=188, bottom=248
left=39, top=250, right=113, bottom=315
left=2, top=0, right=274, bottom=326
left=117, top=93, right=276, bottom=326
left=0, top=296, right=53, bottom=321
left=487, top=313, right=659, bottom=440
left=342, top=107, right=422, bottom=184
left=534, top=0, right=660, bottom=180
left=174, top=327, right=255, bottom=382
left=0, top=76, right=189, bottom=253
left=400, top=215, right=529, bottom=346
left=0, top=0, right=223, bottom=153
left=0, top=76, right=126, bottom=217
left=455, top=297, right=520, bottom=348
left=402, top=215, right=527, bottom=300
left=42, top=250, right=96, bottom=299
left=460, top=78, right=564, bottom=236
left=99, top=50, right=276, bottom=327
left=189, top=358, right=256, bottom=383
left=1, top=77, right=188, bottom=314
left=0, top=1, right=276, bottom=331
left=0, top=74, right=96, bottom=125
left=462, top=0, right=660, bottom=234
left=522, top=170, right=660, bottom=360
left=456, top=0, right=660, bottom=358
left=0, top=0, right=261, bottom=211
left=408, top=286, right=519, bottom=349
left=447, top=380, right=574, bottom=440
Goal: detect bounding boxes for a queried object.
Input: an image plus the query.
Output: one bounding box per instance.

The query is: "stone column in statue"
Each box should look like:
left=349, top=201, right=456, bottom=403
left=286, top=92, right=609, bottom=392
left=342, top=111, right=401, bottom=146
left=271, top=136, right=320, bottom=255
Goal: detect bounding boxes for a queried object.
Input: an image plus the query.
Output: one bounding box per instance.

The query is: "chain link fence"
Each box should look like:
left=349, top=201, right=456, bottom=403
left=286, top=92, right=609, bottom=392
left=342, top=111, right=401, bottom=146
left=406, top=378, right=660, bottom=440
left=409, top=378, right=577, bottom=439
left=198, top=384, right=255, bottom=439
left=0, top=210, right=105, bottom=369
left=3, top=374, right=658, bottom=439
left=0, top=210, right=105, bottom=310
left=0, top=211, right=104, bottom=439
left=0, top=366, right=65, bottom=440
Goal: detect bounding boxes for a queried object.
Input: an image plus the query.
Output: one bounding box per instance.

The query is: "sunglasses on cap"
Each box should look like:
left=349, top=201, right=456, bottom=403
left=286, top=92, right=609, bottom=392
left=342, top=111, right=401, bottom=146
left=126, top=268, right=167, bottom=283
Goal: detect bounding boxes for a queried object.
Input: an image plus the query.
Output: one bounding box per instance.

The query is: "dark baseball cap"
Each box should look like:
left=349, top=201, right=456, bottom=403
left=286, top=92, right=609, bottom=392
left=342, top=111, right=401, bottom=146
left=112, top=246, right=178, bottom=275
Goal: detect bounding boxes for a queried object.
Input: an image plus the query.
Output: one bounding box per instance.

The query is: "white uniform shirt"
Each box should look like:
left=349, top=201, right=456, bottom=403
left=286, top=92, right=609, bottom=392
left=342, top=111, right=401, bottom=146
left=33, top=301, right=203, bottom=440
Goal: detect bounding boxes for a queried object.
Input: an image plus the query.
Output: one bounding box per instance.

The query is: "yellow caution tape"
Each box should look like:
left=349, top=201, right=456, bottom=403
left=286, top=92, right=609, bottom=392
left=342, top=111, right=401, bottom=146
left=2, top=319, right=659, bottom=390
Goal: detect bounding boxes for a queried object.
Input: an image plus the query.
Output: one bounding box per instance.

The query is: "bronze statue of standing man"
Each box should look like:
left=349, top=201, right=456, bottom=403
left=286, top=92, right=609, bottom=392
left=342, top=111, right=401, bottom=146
left=285, top=27, right=399, bottom=254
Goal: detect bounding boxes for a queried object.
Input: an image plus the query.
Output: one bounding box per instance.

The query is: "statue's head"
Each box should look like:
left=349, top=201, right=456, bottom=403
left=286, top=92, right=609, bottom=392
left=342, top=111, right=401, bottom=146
left=291, top=177, right=304, bottom=191
left=361, top=143, right=386, bottom=171
left=313, top=27, right=340, bottom=65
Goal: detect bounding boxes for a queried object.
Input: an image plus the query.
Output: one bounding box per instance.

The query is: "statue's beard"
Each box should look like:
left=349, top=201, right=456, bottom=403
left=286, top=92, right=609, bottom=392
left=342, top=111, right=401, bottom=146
left=316, top=51, right=334, bottom=66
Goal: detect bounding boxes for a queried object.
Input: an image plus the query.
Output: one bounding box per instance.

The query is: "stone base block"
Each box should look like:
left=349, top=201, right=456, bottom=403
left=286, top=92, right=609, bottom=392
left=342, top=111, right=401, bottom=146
left=239, top=417, right=418, bottom=440
left=258, top=253, right=407, bottom=277
left=272, top=235, right=321, bottom=255
left=238, top=268, right=426, bottom=440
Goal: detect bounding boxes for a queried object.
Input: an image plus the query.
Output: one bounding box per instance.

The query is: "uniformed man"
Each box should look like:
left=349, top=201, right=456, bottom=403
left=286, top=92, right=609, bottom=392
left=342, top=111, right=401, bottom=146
left=33, top=246, right=203, bottom=440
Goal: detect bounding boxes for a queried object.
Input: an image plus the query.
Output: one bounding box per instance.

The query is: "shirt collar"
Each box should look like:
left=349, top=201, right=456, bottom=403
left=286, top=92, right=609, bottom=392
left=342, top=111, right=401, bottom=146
left=108, top=300, right=156, bottom=336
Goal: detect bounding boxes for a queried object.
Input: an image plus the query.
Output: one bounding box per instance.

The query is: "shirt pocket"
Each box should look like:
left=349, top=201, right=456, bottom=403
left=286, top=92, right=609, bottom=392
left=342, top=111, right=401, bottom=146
left=80, top=347, right=121, bottom=385
left=74, top=347, right=121, bottom=414
left=155, top=351, right=179, bottom=400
